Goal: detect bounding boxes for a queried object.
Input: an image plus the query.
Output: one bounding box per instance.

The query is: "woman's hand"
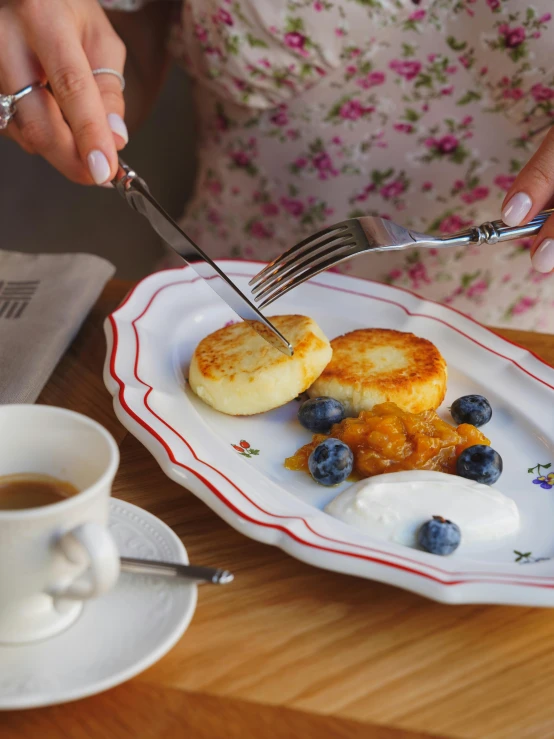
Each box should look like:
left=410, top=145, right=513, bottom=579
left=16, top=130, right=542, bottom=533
left=0, top=0, right=127, bottom=185
left=501, top=127, right=554, bottom=274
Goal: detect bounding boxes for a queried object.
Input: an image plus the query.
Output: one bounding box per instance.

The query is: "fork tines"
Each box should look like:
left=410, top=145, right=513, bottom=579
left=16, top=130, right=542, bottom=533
left=249, top=220, right=361, bottom=308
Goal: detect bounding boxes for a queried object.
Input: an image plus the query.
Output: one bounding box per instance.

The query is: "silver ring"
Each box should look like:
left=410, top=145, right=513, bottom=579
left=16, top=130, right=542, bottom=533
left=92, top=68, right=125, bottom=92
left=0, top=81, right=45, bottom=130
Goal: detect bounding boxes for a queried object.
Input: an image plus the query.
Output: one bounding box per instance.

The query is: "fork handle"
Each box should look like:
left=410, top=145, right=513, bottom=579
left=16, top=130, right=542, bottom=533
left=442, top=208, right=554, bottom=247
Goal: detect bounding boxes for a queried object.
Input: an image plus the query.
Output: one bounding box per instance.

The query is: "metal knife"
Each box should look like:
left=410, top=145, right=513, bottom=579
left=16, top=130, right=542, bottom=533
left=112, top=159, right=293, bottom=356
left=120, top=556, right=234, bottom=585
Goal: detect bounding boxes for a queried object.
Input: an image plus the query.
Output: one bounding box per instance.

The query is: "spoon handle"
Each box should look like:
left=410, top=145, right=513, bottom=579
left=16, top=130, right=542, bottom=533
left=120, top=556, right=234, bottom=585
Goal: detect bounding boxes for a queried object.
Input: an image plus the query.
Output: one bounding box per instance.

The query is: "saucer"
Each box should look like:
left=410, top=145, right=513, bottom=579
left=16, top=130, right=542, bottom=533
left=0, top=499, right=197, bottom=710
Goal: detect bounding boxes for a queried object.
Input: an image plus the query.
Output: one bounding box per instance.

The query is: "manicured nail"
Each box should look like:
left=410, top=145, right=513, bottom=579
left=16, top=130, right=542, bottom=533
left=532, top=238, right=554, bottom=273
left=107, top=113, right=128, bottom=144
left=502, top=192, right=532, bottom=227
left=101, top=182, right=114, bottom=189
left=87, top=150, right=111, bottom=185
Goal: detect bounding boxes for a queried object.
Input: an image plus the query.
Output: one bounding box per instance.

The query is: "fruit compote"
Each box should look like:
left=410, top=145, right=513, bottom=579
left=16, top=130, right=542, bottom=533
left=285, top=402, right=489, bottom=479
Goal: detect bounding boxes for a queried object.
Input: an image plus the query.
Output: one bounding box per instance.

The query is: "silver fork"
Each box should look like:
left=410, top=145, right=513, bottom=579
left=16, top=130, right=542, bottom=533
left=250, top=209, right=553, bottom=308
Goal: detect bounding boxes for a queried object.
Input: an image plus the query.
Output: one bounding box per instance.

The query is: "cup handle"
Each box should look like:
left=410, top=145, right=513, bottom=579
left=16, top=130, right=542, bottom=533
left=49, top=522, right=120, bottom=600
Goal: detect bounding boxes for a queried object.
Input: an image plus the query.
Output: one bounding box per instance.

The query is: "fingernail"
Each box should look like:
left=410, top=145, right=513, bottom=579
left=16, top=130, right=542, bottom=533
left=107, top=113, right=128, bottom=144
left=87, top=150, right=111, bottom=185
left=532, top=238, right=554, bottom=273
left=101, top=182, right=114, bottom=189
left=502, top=192, right=532, bottom=227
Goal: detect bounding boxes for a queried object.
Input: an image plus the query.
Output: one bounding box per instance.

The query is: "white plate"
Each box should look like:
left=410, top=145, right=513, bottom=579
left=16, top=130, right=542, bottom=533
left=104, top=260, right=554, bottom=607
left=0, top=499, right=196, bottom=709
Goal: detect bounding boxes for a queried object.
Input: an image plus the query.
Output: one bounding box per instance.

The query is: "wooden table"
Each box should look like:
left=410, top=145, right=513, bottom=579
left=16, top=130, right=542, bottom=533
left=4, top=280, right=554, bottom=739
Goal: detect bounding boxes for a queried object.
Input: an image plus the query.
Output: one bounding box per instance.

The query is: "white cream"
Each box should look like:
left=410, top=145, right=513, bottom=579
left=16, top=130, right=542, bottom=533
left=325, top=470, right=519, bottom=547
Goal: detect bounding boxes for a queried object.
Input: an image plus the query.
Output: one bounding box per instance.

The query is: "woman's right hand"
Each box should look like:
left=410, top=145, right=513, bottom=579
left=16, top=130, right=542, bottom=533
left=0, top=0, right=128, bottom=185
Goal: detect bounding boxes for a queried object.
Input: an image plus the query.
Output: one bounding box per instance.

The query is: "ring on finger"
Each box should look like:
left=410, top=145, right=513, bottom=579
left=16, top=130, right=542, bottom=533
left=91, top=68, right=125, bottom=92
left=0, top=81, right=45, bottom=130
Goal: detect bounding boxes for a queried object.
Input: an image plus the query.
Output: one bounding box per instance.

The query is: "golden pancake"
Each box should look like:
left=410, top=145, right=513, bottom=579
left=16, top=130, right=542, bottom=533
left=189, top=315, right=332, bottom=415
left=308, top=328, right=446, bottom=414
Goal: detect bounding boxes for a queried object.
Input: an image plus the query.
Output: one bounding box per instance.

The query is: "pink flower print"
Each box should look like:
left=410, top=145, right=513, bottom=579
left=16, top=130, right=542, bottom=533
left=388, top=268, right=403, bottom=282
left=466, top=279, right=488, bottom=299
left=331, top=136, right=342, bottom=145
left=215, top=8, right=233, bottom=26
left=335, top=28, right=346, bottom=37
left=461, top=115, right=473, bottom=127
left=314, top=0, right=324, bottom=10
left=422, top=181, right=433, bottom=191
left=357, top=71, right=386, bottom=90
left=389, top=59, right=422, bottom=81
left=538, top=13, right=552, bottom=24
left=262, top=202, right=279, bottom=216
left=259, top=58, right=271, bottom=69
left=494, top=174, right=516, bottom=191
left=532, top=31, right=541, bottom=39
left=441, top=86, right=454, bottom=96
left=531, top=84, right=554, bottom=102
left=439, top=214, right=471, bottom=234
left=380, top=179, right=406, bottom=200
left=312, top=151, right=338, bottom=179
left=409, top=9, right=426, bottom=21
left=232, top=151, right=251, bottom=168
left=487, top=0, right=500, bottom=9
left=287, top=129, right=299, bottom=140
left=461, top=186, right=490, bottom=204
left=339, top=99, right=374, bottom=120
left=349, top=48, right=361, bottom=57
left=366, top=71, right=385, bottom=87
left=512, top=297, right=536, bottom=315
left=194, top=24, right=208, bottom=43
left=503, top=88, right=524, bottom=100
left=446, top=65, right=458, bottom=75
left=207, top=209, right=221, bottom=225
left=453, top=179, right=465, bottom=193
left=408, top=262, right=430, bottom=289
left=270, top=107, right=288, bottom=126
left=428, top=54, right=437, bottom=63
left=459, top=54, right=471, bottom=69
left=284, top=32, right=306, bottom=50
left=436, top=135, right=459, bottom=154
left=231, top=186, right=240, bottom=195
left=501, top=26, right=526, bottom=48
left=293, top=157, right=308, bottom=169
left=250, top=221, right=271, bottom=239
left=502, top=274, right=511, bottom=283
left=206, top=179, right=222, bottom=195
left=394, top=123, right=414, bottom=133
left=280, top=197, right=305, bottom=217
left=480, top=66, right=488, bottom=75
left=346, top=65, right=357, bottom=76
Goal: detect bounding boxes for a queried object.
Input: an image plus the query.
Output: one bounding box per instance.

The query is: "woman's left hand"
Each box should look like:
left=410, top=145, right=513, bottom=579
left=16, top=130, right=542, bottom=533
left=501, top=127, right=554, bottom=274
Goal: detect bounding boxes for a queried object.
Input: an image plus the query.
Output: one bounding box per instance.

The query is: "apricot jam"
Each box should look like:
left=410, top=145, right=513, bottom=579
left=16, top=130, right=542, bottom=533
left=285, top=402, right=489, bottom=478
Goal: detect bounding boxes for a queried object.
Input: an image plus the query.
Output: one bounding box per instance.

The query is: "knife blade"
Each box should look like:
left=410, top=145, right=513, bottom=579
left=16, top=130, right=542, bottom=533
left=112, top=159, right=293, bottom=356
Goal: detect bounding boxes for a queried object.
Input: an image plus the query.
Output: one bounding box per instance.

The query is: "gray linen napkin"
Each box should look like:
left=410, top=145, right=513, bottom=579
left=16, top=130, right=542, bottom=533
left=0, top=250, right=115, bottom=404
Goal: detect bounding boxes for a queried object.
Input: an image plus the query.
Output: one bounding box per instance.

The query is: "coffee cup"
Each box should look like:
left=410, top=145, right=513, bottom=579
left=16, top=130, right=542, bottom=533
left=0, top=405, right=120, bottom=644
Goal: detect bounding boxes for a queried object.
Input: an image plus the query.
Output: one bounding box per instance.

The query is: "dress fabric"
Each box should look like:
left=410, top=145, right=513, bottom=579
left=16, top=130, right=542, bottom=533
left=102, top=0, right=554, bottom=330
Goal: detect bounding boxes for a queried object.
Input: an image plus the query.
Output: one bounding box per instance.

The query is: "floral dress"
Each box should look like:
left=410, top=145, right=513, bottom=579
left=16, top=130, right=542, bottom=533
left=103, top=0, right=554, bottom=330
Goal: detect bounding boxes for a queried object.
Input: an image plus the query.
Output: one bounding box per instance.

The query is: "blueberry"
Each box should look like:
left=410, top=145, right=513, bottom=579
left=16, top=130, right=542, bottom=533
left=308, top=438, right=353, bottom=486
left=298, top=397, right=346, bottom=434
left=456, top=444, right=503, bottom=485
left=418, top=516, right=461, bottom=556
left=450, top=395, right=492, bottom=427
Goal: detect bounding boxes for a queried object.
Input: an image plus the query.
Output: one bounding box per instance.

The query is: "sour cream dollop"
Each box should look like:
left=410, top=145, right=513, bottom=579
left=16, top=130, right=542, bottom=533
left=324, top=470, right=519, bottom=547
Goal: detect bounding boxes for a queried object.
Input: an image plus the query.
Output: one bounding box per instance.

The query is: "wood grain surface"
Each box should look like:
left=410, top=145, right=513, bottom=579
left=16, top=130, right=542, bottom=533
left=6, top=279, right=554, bottom=739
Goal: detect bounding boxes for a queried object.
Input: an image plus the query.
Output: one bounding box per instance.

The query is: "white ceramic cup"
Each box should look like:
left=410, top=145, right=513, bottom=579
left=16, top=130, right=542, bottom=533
left=0, top=405, right=120, bottom=644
